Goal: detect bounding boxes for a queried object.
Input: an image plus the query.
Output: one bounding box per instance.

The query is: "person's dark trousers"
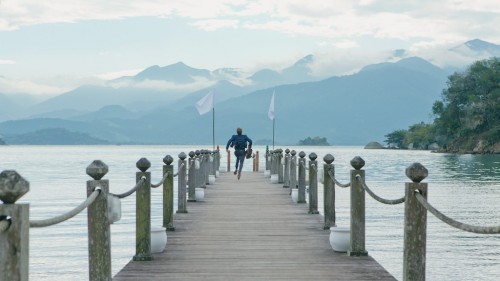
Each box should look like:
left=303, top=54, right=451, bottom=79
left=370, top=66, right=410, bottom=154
left=234, top=149, right=245, bottom=173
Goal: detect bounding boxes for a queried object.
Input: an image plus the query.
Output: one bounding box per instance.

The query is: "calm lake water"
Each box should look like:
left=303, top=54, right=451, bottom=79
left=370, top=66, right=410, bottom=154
left=1, top=145, right=499, bottom=281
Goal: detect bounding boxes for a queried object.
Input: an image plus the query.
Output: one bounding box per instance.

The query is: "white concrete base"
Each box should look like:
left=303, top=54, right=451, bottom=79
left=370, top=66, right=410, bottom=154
left=264, top=170, right=271, bottom=177
left=329, top=226, right=350, bottom=252
left=195, top=188, right=205, bottom=201
left=151, top=227, right=167, bottom=253
left=209, top=175, right=216, bottom=185
left=291, top=188, right=298, bottom=203
left=270, top=174, right=279, bottom=184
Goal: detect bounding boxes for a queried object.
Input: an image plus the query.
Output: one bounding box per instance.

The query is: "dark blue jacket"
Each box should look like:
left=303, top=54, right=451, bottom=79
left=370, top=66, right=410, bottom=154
left=226, top=134, right=252, bottom=151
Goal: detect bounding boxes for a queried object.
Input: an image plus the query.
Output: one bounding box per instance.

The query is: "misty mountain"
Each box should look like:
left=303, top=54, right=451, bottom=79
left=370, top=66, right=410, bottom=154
left=119, top=62, right=212, bottom=83
left=449, top=39, right=500, bottom=57
left=0, top=56, right=449, bottom=145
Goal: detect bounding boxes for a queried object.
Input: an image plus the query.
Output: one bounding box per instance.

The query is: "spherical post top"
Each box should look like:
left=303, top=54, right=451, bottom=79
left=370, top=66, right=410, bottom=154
left=309, top=152, right=318, bottom=161
left=323, top=154, right=335, bottom=164
left=350, top=156, right=365, bottom=170
left=178, top=152, right=187, bottom=161
left=299, top=151, right=306, bottom=158
left=195, top=150, right=201, bottom=156
left=285, top=148, right=290, bottom=154
left=291, top=150, right=297, bottom=156
left=405, top=162, right=428, bottom=183
left=277, top=148, right=283, bottom=154
left=136, top=157, right=151, bottom=172
left=269, top=150, right=274, bottom=154
left=189, top=151, right=195, bottom=158
left=163, top=155, right=174, bottom=166
left=0, top=170, right=30, bottom=204
left=86, top=160, right=108, bottom=180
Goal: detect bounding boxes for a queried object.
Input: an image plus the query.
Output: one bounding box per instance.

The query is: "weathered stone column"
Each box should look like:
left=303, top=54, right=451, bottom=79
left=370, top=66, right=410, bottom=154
left=212, top=150, right=218, bottom=177
left=289, top=150, right=297, bottom=195
left=283, top=149, right=290, bottom=188
left=297, top=151, right=307, bottom=204
left=177, top=152, right=188, bottom=214
left=308, top=152, right=319, bottom=214
left=277, top=149, right=284, bottom=184
left=0, top=170, right=30, bottom=281
left=163, top=155, right=175, bottom=231
left=270, top=150, right=276, bottom=175
left=134, top=158, right=152, bottom=261
left=265, top=146, right=270, bottom=174
left=196, top=150, right=206, bottom=188
left=187, top=151, right=196, bottom=202
left=348, top=156, right=368, bottom=256
left=86, top=161, right=112, bottom=280
left=323, top=154, right=335, bottom=229
left=255, top=151, right=260, bottom=172
left=403, top=163, right=428, bottom=281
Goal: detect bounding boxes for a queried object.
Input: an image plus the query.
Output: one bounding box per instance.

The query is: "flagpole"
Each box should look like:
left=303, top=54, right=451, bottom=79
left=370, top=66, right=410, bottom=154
left=212, top=107, right=215, bottom=150
left=272, top=118, right=275, bottom=149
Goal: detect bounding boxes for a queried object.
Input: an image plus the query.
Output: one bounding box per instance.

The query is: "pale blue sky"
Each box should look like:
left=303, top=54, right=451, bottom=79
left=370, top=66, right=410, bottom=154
left=1, top=0, right=500, bottom=97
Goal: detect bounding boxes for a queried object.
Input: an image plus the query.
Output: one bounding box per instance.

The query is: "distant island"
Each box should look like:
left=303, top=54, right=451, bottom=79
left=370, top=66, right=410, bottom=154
left=298, top=136, right=330, bottom=146
left=384, top=57, right=500, bottom=154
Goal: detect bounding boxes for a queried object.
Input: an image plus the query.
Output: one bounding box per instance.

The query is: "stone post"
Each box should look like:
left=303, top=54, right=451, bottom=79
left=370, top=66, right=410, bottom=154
left=255, top=151, right=260, bottom=172
left=187, top=151, right=196, bottom=202
left=0, top=170, right=30, bottom=281
left=289, top=150, right=297, bottom=195
left=212, top=150, right=218, bottom=177
left=308, top=152, right=319, bottom=214
left=403, top=163, right=428, bottom=281
left=323, top=154, right=335, bottom=229
left=133, top=158, right=152, bottom=261
left=297, top=151, right=307, bottom=204
left=86, top=161, right=112, bottom=280
left=195, top=150, right=205, bottom=188
left=283, top=149, right=290, bottom=188
left=163, top=155, right=175, bottom=231
left=204, top=150, right=210, bottom=185
left=270, top=150, right=276, bottom=175
left=348, top=156, right=368, bottom=256
left=177, top=152, right=188, bottom=214
left=277, top=149, right=284, bottom=183
left=265, top=145, right=270, bottom=171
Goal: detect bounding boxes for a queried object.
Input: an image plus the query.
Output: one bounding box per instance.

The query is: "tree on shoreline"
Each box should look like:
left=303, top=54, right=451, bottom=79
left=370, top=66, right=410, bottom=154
left=385, top=57, right=500, bottom=152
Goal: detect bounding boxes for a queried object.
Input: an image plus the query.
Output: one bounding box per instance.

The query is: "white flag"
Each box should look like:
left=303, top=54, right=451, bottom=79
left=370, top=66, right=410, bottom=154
left=268, top=91, right=275, bottom=120
left=195, top=90, right=214, bottom=115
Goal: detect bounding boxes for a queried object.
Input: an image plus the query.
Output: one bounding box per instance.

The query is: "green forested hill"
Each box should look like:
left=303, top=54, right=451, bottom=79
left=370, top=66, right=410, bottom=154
left=385, top=57, right=500, bottom=153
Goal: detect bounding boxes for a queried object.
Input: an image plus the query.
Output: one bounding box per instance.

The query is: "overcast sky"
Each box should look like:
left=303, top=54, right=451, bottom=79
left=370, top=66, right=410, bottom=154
left=1, top=0, right=500, bottom=96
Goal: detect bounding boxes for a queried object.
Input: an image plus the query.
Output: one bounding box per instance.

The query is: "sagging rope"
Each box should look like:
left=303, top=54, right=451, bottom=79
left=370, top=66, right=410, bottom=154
left=30, top=188, right=101, bottom=228
left=111, top=177, right=146, bottom=199
left=414, top=191, right=500, bottom=234
left=151, top=171, right=170, bottom=188
left=356, top=175, right=405, bottom=205
left=327, top=170, right=351, bottom=188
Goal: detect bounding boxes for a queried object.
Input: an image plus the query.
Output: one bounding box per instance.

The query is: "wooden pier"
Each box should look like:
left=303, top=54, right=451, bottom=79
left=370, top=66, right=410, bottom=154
left=113, top=171, right=396, bottom=281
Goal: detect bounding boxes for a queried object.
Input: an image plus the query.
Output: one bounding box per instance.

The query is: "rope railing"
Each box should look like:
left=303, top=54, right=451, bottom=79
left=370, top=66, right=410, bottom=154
left=414, top=191, right=500, bottom=234
left=328, top=170, right=351, bottom=188
left=111, top=176, right=146, bottom=198
left=151, top=171, right=170, bottom=188
left=29, top=188, right=101, bottom=228
left=356, top=175, right=405, bottom=205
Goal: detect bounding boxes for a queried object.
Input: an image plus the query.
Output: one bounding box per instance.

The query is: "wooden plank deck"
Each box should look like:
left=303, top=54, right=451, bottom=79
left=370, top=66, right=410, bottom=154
left=113, top=172, right=396, bottom=281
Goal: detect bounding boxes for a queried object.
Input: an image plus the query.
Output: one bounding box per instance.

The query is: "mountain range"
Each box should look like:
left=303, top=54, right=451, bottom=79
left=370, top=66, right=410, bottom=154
left=1, top=39, right=499, bottom=145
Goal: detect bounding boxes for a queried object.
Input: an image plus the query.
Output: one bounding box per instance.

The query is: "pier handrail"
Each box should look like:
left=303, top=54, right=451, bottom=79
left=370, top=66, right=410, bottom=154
left=356, top=175, right=405, bottom=205
left=112, top=176, right=147, bottom=198
left=29, top=188, right=101, bottom=228
left=414, top=191, right=500, bottom=234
